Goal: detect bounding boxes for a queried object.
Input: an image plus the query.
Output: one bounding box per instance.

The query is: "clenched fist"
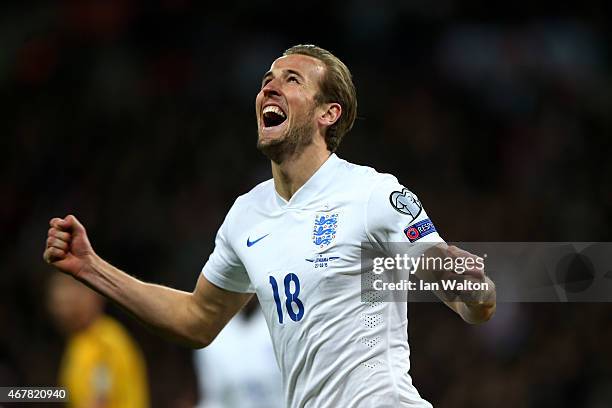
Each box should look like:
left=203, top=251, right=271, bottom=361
left=43, top=215, right=96, bottom=278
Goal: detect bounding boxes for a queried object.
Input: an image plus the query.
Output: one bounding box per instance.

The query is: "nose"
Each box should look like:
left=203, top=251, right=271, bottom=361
left=261, top=78, right=281, bottom=97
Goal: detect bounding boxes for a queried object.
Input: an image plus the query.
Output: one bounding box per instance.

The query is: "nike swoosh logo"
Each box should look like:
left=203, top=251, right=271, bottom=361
left=247, top=234, right=269, bottom=247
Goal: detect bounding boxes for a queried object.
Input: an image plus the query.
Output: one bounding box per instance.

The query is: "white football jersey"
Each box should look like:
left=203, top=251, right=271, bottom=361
left=202, top=154, right=444, bottom=408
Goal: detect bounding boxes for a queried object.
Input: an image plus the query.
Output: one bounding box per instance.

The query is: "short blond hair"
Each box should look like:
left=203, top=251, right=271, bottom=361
left=283, top=45, right=357, bottom=152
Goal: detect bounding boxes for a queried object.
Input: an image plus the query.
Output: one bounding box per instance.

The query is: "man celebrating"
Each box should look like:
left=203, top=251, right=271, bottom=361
left=44, top=45, right=495, bottom=407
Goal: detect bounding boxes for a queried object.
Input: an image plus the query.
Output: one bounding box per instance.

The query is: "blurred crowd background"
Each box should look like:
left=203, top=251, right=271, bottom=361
left=2, top=1, right=611, bottom=407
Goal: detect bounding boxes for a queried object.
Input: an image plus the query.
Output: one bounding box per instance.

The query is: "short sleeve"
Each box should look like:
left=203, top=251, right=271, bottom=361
left=365, top=176, right=444, bottom=256
left=201, top=204, right=254, bottom=293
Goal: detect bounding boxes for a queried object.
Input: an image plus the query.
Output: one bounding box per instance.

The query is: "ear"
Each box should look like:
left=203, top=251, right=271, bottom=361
left=317, top=103, right=342, bottom=129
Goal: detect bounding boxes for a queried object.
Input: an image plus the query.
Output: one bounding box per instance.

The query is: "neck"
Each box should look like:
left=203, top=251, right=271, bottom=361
left=272, top=143, right=331, bottom=201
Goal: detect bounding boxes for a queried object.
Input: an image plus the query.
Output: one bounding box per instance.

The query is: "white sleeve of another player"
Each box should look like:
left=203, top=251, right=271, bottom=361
left=365, top=176, right=445, bottom=256
left=201, top=203, right=254, bottom=293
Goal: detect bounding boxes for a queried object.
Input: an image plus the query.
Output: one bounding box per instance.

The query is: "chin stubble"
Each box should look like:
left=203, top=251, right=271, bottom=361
left=257, top=110, right=316, bottom=163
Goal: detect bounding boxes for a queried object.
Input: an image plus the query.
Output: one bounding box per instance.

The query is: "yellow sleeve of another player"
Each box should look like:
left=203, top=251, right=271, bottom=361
left=59, top=316, right=149, bottom=408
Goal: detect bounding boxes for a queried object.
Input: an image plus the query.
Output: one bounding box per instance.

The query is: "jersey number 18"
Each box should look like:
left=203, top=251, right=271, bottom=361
left=269, top=274, right=304, bottom=323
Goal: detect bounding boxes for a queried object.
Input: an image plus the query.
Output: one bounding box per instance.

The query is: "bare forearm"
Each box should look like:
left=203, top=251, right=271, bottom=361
left=43, top=215, right=249, bottom=348
left=79, top=255, right=208, bottom=347
left=416, top=244, right=496, bottom=324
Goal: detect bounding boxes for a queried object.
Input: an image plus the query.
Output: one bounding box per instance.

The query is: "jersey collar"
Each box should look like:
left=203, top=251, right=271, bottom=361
left=274, top=153, right=342, bottom=209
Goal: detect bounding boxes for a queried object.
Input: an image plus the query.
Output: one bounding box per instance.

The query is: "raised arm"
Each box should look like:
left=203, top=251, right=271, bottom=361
left=43, top=214, right=252, bottom=348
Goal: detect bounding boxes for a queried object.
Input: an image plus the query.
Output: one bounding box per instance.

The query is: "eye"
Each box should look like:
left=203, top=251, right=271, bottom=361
left=261, top=78, right=271, bottom=89
left=288, top=75, right=299, bottom=84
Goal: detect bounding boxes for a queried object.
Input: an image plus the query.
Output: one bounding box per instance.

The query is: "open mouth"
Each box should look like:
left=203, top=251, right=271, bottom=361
left=262, top=105, right=287, bottom=128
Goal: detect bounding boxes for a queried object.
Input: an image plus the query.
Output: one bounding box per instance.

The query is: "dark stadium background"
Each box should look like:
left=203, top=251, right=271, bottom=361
left=2, top=1, right=611, bottom=407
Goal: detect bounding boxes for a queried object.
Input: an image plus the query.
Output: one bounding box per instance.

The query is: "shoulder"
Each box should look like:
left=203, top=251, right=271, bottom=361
left=337, top=156, right=404, bottom=194
left=335, top=158, right=424, bottom=223
left=224, top=178, right=274, bottom=221
left=234, top=178, right=274, bottom=208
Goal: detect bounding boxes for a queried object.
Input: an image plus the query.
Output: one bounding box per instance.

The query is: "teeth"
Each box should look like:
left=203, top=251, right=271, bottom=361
left=263, top=105, right=286, bottom=118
